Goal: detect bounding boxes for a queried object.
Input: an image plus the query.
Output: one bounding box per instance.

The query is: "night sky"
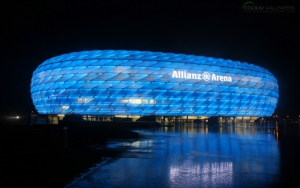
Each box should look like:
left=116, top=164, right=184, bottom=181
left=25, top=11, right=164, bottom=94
left=0, top=1, right=299, bottom=117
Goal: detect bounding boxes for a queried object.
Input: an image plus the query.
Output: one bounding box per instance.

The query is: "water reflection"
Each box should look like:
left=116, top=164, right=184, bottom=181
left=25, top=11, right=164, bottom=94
left=67, top=123, right=286, bottom=187
left=158, top=124, right=280, bottom=187
left=169, top=162, right=233, bottom=187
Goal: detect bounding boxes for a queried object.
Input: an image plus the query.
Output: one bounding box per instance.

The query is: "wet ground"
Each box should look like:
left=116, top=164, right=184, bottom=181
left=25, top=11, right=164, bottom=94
left=66, top=123, right=300, bottom=188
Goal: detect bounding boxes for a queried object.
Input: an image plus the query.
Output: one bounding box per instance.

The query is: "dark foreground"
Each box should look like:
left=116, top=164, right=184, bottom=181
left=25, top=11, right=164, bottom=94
left=1, top=122, right=300, bottom=187
left=0, top=123, right=141, bottom=187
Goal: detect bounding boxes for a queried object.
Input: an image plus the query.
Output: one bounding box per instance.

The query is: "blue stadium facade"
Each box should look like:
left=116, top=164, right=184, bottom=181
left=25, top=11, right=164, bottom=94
left=30, top=50, right=279, bottom=117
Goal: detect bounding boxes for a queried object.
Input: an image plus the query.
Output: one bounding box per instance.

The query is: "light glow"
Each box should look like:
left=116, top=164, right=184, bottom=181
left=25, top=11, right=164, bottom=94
left=30, top=50, right=279, bottom=116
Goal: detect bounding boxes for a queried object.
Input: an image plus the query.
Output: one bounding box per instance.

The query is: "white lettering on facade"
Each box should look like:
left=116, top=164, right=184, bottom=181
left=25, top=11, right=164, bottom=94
left=172, top=71, right=232, bottom=82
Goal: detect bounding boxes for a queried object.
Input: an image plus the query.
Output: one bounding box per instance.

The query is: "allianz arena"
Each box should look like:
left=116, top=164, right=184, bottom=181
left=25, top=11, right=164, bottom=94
left=30, top=50, right=279, bottom=117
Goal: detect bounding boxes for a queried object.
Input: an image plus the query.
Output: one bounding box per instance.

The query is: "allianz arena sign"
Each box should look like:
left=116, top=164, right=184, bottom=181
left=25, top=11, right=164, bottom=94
left=172, top=71, right=232, bottom=82
left=31, top=50, right=279, bottom=117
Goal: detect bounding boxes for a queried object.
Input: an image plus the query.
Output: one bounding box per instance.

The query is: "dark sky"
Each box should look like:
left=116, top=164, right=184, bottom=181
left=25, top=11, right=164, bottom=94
left=0, top=1, right=299, bottom=117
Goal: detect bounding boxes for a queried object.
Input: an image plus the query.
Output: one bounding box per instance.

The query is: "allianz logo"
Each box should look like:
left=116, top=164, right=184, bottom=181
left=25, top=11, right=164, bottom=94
left=172, top=70, right=232, bottom=82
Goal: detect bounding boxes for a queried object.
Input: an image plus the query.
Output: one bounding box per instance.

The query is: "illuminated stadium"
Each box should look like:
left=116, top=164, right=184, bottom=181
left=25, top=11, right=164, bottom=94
left=30, top=50, right=278, bottom=119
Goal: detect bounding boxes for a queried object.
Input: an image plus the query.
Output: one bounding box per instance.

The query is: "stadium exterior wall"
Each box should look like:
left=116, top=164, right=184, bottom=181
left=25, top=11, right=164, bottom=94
left=30, top=50, right=279, bottom=117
